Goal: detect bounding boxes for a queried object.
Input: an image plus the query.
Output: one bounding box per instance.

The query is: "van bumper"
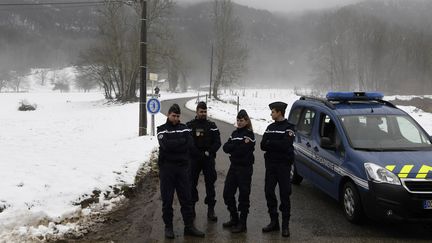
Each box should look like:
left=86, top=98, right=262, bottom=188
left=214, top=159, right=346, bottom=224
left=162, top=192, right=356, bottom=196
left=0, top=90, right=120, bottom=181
left=360, top=182, right=432, bottom=222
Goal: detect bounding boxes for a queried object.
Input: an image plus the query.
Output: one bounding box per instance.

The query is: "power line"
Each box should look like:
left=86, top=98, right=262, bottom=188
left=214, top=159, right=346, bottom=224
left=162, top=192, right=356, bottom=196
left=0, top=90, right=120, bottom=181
left=0, top=1, right=124, bottom=7
left=0, top=4, right=105, bottom=11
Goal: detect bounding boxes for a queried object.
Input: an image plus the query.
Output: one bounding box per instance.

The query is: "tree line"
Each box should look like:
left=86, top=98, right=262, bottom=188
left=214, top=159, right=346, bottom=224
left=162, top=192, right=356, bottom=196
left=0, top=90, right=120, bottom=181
left=309, top=1, right=432, bottom=95
left=3, top=0, right=432, bottom=97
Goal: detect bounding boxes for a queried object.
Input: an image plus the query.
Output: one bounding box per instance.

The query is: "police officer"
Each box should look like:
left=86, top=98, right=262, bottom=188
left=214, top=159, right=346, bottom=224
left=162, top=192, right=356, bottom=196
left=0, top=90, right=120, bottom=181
left=186, top=101, right=221, bottom=221
left=157, top=104, right=205, bottom=239
left=261, top=101, right=295, bottom=237
left=222, top=109, right=255, bottom=233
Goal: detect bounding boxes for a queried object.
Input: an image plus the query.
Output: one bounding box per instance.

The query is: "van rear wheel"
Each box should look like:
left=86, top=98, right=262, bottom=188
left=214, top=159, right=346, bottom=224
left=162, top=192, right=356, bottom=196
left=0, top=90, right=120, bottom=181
left=290, top=163, right=303, bottom=185
left=342, top=181, right=363, bottom=224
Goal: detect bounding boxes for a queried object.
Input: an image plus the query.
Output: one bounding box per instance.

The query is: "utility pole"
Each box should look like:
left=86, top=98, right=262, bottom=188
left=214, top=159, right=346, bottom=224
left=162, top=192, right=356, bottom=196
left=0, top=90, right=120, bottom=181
left=139, top=0, right=147, bottom=136
left=209, top=44, right=213, bottom=99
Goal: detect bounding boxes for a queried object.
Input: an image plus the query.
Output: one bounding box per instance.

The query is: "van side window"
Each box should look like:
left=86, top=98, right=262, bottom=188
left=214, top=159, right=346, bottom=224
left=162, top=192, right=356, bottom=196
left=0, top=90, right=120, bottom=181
left=288, top=107, right=302, bottom=126
left=298, top=108, right=315, bottom=136
left=319, top=114, right=343, bottom=152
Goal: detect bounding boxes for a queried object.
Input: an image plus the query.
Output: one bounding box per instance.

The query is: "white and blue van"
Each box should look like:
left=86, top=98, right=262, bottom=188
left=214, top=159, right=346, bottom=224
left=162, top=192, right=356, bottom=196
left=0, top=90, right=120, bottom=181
left=288, top=92, right=432, bottom=223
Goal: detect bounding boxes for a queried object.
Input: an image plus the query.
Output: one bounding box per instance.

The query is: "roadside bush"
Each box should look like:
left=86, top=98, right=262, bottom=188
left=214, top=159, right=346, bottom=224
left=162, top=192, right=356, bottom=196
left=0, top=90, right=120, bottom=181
left=18, top=100, right=37, bottom=111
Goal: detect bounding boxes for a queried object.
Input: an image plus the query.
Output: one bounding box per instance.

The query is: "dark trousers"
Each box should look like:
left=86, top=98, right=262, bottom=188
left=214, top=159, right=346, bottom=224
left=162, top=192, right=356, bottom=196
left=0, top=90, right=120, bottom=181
left=190, top=157, right=217, bottom=206
left=159, top=162, right=194, bottom=227
left=264, top=162, right=292, bottom=222
left=223, top=164, right=253, bottom=216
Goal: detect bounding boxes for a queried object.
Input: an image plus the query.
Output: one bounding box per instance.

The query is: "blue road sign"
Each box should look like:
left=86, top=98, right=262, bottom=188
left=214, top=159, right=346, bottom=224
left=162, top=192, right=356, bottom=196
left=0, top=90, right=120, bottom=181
left=147, top=98, right=161, bottom=114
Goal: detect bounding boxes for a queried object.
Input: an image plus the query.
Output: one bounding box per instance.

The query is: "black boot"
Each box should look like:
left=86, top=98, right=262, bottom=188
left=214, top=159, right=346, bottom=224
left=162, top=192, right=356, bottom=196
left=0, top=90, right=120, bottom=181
left=222, top=211, right=238, bottom=228
left=165, top=226, right=174, bottom=239
left=192, top=203, right=196, bottom=219
left=262, top=215, right=280, bottom=233
left=207, top=206, right=218, bottom=222
left=231, top=223, right=246, bottom=233
left=231, top=213, right=247, bottom=233
left=184, top=225, right=205, bottom=238
left=282, top=219, right=290, bottom=237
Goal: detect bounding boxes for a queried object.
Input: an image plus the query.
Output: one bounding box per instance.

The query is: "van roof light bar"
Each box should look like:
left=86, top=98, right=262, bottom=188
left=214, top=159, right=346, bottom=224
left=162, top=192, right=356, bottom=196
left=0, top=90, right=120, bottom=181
left=326, top=92, right=384, bottom=101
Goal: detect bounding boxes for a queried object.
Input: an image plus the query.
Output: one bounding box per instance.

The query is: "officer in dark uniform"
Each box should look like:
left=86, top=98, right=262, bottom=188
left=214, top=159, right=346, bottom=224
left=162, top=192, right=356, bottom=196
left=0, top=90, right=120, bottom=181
left=222, top=109, right=255, bottom=233
left=186, top=101, right=221, bottom=221
left=261, top=101, right=295, bottom=237
left=157, top=104, right=205, bottom=239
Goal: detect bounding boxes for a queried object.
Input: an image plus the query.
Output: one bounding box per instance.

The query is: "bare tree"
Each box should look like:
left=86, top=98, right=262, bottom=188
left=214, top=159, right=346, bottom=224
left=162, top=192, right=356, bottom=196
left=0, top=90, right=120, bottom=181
left=50, top=69, right=58, bottom=85
left=78, top=0, right=176, bottom=101
left=8, top=70, right=29, bottom=92
left=37, top=69, right=49, bottom=86
left=0, top=71, right=9, bottom=92
left=75, top=71, right=99, bottom=92
left=212, top=0, right=248, bottom=100
left=52, top=72, right=71, bottom=93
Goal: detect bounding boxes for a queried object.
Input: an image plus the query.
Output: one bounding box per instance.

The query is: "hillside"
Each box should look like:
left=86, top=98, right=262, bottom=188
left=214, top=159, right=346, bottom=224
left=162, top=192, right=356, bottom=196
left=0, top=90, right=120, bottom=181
left=1, top=0, right=432, bottom=92
left=0, top=0, right=99, bottom=70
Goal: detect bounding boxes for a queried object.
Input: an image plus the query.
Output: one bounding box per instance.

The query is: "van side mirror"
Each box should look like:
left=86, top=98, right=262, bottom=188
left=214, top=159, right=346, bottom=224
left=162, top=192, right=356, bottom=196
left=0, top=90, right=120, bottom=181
left=320, top=137, right=336, bottom=150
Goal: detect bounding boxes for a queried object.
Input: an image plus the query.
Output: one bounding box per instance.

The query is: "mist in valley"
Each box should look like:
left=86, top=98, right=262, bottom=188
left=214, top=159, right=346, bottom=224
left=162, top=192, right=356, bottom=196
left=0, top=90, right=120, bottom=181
left=1, top=0, right=432, bottom=95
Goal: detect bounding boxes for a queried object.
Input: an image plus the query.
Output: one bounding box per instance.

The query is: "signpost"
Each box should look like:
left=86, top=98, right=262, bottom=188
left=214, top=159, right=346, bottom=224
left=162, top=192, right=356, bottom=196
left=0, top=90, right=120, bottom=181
left=147, top=97, right=161, bottom=136
left=139, top=0, right=147, bottom=136
left=149, top=73, right=158, bottom=96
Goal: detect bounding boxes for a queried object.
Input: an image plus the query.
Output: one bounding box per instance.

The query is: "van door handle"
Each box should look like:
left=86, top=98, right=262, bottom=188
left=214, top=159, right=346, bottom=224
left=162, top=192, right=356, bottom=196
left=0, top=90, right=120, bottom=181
left=313, top=146, right=319, bottom=152
left=306, top=142, right=311, bottom=148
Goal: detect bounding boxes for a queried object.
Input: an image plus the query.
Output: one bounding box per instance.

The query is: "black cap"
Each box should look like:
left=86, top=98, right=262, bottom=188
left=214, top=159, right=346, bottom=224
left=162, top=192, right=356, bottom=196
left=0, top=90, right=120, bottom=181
left=237, top=109, right=249, bottom=119
left=168, top=103, right=181, bottom=114
left=269, top=101, right=287, bottom=111
left=196, top=101, right=207, bottom=110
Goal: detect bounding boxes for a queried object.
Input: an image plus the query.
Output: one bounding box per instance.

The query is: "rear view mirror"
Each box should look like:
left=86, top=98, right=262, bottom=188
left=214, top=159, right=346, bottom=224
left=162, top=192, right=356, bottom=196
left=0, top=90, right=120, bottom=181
left=320, top=137, right=336, bottom=150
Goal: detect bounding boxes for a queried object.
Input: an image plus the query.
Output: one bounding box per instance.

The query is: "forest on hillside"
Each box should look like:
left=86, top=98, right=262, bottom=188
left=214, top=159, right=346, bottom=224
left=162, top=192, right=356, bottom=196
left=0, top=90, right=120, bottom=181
left=1, top=0, right=432, bottom=95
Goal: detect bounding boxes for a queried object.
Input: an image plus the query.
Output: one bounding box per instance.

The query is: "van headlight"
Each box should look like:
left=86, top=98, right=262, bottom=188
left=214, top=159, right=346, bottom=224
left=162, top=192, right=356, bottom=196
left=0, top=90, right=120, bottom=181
left=364, top=163, right=401, bottom=185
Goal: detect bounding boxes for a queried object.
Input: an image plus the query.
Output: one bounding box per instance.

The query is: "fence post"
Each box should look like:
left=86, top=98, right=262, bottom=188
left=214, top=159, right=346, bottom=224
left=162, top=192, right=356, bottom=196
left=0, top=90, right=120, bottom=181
left=237, top=96, right=239, bottom=114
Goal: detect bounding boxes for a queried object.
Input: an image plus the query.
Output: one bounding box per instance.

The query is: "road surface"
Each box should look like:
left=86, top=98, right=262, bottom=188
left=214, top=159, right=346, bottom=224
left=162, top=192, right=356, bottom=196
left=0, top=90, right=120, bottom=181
left=75, top=97, right=432, bottom=243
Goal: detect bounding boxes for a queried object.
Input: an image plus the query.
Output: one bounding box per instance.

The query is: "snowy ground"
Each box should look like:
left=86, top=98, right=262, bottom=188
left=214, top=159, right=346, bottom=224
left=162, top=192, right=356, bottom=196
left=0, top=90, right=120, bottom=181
left=0, top=90, right=197, bottom=242
left=2, top=79, right=432, bottom=242
left=186, top=89, right=301, bottom=135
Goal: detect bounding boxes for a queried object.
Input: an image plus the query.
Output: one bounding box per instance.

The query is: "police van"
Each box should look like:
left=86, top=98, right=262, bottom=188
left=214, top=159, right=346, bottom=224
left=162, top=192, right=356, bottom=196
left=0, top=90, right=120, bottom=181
left=288, top=92, right=432, bottom=223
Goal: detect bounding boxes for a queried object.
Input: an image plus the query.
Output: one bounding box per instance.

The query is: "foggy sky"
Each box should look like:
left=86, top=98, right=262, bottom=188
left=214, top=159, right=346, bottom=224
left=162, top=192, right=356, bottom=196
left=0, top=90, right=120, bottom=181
left=179, top=0, right=364, bottom=13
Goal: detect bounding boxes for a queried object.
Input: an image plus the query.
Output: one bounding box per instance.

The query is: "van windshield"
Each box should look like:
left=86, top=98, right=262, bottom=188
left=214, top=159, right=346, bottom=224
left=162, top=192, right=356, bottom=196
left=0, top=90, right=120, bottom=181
left=340, top=115, right=432, bottom=151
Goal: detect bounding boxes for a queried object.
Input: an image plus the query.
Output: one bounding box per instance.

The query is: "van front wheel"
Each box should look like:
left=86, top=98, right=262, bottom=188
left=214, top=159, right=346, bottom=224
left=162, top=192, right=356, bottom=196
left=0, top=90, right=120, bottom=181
left=342, top=181, right=363, bottom=224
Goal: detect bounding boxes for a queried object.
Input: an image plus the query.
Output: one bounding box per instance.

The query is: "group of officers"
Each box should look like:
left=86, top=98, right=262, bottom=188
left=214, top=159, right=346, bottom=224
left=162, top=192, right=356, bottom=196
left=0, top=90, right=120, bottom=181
left=156, top=100, right=295, bottom=239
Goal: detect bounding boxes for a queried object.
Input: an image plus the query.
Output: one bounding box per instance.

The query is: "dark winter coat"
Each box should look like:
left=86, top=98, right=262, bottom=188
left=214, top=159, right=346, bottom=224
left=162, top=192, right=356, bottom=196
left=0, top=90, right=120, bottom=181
left=260, top=119, right=295, bottom=163
left=186, top=118, right=221, bottom=159
left=157, top=120, right=193, bottom=165
left=223, top=127, right=255, bottom=166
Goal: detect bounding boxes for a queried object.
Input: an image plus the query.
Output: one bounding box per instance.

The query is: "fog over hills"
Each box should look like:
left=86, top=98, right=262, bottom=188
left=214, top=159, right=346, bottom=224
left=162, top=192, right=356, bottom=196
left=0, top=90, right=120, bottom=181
left=1, top=0, right=432, bottom=92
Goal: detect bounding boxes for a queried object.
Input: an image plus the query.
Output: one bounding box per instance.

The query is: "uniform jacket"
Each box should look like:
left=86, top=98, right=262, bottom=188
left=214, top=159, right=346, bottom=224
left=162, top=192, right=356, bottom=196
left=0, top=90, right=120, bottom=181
left=157, top=120, right=193, bottom=165
left=261, top=119, right=295, bottom=163
left=186, top=118, right=221, bottom=158
left=223, top=127, right=255, bottom=166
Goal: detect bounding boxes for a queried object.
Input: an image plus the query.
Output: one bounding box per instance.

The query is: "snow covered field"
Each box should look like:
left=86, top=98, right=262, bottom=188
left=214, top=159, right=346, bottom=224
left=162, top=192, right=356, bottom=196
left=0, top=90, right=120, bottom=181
left=2, top=83, right=432, bottom=242
left=0, top=90, right=197, bottom=242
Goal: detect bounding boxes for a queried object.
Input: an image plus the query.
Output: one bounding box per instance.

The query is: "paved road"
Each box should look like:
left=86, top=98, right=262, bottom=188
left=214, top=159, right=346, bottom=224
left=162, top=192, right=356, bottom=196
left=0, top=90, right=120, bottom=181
left=147, top=98, right=432, bottom=242
left=75, top=97, right=432, bottom=243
